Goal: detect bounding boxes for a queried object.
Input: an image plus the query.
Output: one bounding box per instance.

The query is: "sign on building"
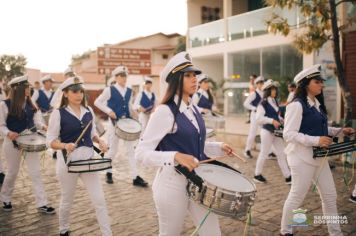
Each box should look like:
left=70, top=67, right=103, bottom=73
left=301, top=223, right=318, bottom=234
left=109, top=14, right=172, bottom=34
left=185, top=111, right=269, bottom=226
left=97, top=47, right=151, bottom=75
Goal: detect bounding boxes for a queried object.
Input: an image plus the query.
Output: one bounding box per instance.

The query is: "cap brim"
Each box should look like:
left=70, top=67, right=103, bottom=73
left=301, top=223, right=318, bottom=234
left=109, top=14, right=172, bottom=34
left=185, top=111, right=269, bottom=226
left=66, top=84, right=84, bottom=92
left=181, top=66, right=202, bottom=75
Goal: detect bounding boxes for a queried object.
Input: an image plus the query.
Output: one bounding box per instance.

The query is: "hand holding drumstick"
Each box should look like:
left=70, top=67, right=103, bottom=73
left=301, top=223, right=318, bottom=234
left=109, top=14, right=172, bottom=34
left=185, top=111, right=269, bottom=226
left=200, top=143, right=247, bottom=164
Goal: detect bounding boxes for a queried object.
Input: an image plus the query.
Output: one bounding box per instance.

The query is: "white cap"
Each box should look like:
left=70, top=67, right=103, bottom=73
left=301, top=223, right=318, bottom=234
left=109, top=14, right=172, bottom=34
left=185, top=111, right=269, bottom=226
left=112, top=65, right=128, bottom=77
left=64, top=67, right=74, bottom=76
left=254, top=76, right=265, bottom=85
left=197, top=73, right=208, bottom=83
left=262, top=79, right=279, bottom=91
left=8, top=75, right=29, bottom=86
left=294, top=64, right=324, bottom=84
left=144, top=77, right=153, bottom=83
left=40, top=74, right=54, bottom=83
left=160, top=51, right=201, bottom=83
left=50, top=76, right=84, bottom=109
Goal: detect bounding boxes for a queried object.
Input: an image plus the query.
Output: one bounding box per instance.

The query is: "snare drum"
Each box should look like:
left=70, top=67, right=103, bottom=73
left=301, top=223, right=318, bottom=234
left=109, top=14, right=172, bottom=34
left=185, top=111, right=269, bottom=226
left=187, top=164, right=256, bottom=219
left=115, top=118, right=142, bottom=141
left=203, top=114, right=225, bottom=130
left=274, top=129, right=283, bottom=138
left=67, top=157, right=112, bottom=173
left=206, top=128, right=215, bottom=138
left=16, top=133, right=47, bottom=152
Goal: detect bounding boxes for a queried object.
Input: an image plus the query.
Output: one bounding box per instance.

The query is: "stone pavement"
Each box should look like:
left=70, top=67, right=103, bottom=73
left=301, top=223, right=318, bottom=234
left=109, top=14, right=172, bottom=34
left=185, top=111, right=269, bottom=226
left=0, top=132, right=355, bottom=236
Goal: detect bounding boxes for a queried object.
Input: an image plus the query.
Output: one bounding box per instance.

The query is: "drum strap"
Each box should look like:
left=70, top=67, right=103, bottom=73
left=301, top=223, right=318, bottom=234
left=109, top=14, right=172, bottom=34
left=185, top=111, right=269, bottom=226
left=175, top=165, right=204, bottom=191
left=208, top=160, right=241, bottom=173
left=12, top=140, right=19, bottom=149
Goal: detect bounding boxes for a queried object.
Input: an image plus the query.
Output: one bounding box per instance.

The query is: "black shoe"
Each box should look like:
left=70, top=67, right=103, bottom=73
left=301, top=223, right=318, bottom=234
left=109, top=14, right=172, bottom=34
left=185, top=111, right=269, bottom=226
left=106, top=172, right=113, bottom=184
left=244, top=150, right=253, bottom=159
left=253, top=175, right=267, bottom=183
left=3, top=202, right=12, bottom=212
left=60, top=231, right=70, bottom=236
left=133, top=176, right=148, bottom=187
left=246, top=120, right=250, bottom=124
left=0, top=172, right=5, bottom=184
left=280, top=234, right=293, bottom=236
left=350, top=194, right=356, bottom=203
left=53, top=151, right=57, bottom=159
left=285, top=176, right=292, bottom=185
left=38, top=205, right=56, bottom=214
left=268, top=152, right=277, bottom=158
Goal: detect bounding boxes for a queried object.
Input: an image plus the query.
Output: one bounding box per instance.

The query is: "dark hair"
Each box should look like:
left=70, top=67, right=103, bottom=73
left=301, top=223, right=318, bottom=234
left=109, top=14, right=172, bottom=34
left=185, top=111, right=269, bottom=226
left=161, top=72, right=184, bottom=131
left=59, top=86, right=87, bottom=108
left=293, top=77, right=327, bottom=114
left=250, top=74, right=257, bottom=79
left=9, top=83, right=37, bottom=119
left=288, top=82, right=296, bottom=89
left=198, top=79, right=214, bottom=104
left=263, top=86, right=278, bottom=100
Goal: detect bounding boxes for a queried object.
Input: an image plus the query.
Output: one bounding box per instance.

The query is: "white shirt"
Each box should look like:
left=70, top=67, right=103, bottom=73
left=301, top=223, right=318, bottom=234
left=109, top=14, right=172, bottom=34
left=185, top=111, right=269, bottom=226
left=283, top=97, right=341, bottom=166
left=46, top=105, right=97, bottom=161
left=243, top=89, right=264, bottom=111
left=133, top=90, right=156, bottom=111
left=31, top=88, right=53, bottom=104
left=286, top=91, right=295, bottom=103
left=256, top=97, right=281, bottom=125
left=135, top=95, right=225, bottom=168
left=0, top=100, right=45, bottom=136
left=94, top=84, right=134, bottom=115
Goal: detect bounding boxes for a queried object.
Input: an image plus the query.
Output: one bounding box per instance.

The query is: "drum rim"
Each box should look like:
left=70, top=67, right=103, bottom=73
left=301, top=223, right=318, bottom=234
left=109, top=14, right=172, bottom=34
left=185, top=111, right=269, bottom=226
left=196, top=164, right=257, bottom=193
left=116, top=118, right=142, bottom=134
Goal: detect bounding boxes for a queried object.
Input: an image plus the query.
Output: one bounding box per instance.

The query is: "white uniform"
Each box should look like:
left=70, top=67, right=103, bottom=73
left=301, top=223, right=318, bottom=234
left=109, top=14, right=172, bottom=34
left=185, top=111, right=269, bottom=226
left=94, top=84, right=138, bottom=178
left=133, top=89, right=156, bottom=132
left=243, top=89, right=263, bottom=152
left=0, top=101, right=49, bottom=207
left=254, top=97, right=290, bottom=178
left=46, top=106, right=112, bottom=236
left=280, top=97, right=343, bottom=236
left=135, top=96, right=226, bottom=236
left=286, top=91, right=295, bottom=103
left=192, top=88, right=212, bottom=113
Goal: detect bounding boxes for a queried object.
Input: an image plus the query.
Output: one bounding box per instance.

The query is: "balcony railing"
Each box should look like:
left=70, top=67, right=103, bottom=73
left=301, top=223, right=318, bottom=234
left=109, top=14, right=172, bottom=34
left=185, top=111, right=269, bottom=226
left=188, top=7, right=300, bottom=48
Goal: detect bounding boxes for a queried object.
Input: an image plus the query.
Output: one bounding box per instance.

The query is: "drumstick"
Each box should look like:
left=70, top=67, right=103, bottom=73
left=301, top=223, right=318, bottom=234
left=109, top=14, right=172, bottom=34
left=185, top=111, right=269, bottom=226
left=199, top=156, right=223, bottom=164
left=231, top=151, right=247, bottom=163
left=74, top=120, right=93, bottom=145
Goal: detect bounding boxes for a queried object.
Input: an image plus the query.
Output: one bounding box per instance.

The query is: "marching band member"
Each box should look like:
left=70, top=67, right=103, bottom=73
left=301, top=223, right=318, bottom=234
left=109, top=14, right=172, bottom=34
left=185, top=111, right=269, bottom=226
left=94, top=66, right=148, bottom=187
left=254, top=79, right=291, bottom=184
left=133, top=78, right=156, bottom=132
left=135, top=52, right=234, bottom=236
left=0, top=82, right=6, bottom=184
left=243, top=76, right=264, bottom=158
left=0, top=75, right=55, bottom=214
left=47, top=76, right=112, bottom=236
left=192, top=73, right=216, bottom=114
left=286, top=82, right=296, bottom=104
left=32, top=74, right=55, bottom=113
left=280, top=65, right=355, bottom=236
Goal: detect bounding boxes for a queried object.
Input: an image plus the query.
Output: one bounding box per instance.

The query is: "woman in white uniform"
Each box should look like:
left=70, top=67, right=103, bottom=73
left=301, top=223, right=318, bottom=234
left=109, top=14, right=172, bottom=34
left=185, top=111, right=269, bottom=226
left=47, top=76, right=112, bottom=236
left=280, top=65, right=355, bottom=236
left=254, top=79, right=291, bottom=184
left=0, top=75, right=55, bottom=214
left=192, top=74, right=215, bottom=114
left=135, top=52, right=235, bottom=236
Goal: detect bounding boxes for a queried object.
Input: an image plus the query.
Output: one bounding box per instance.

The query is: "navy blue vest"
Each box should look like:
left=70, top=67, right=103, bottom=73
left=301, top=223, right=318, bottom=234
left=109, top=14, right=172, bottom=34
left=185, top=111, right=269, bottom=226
left=5, top=100, right=35, bottom=133
left=59, top=107, right=93, bottom=148
left=36, top=89, right=54, bottom=112
left=251, top=91, right=262, bottom=107
left=295, top=98, right=328, bottom=136
left=158, top=102, right=207, bottom=161
left=261, top=99, right=280, bottom=132
left=107, top=86, right=131, bottom=118
left=197, top=92, right=213, bottom=110
left=140, top=91, right=155, bottom=112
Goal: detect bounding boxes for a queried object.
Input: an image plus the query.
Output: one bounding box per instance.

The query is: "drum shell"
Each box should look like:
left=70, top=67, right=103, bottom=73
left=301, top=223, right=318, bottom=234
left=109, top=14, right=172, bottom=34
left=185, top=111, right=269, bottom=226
left=67, top=158, right=112, bottom=173
left=114, top=119, right=141, bottom=141
left=16, top=134, right=47, bottom=152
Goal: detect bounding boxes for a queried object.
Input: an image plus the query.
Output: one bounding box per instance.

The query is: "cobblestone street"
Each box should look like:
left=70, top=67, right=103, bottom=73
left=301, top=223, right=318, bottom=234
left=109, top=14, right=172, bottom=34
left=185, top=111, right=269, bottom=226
left=0, top=133, right=355, bottom=236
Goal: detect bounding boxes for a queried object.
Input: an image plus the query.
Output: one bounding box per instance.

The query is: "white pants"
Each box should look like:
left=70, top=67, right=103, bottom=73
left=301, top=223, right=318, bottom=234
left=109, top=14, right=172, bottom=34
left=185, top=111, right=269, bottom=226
left=138, top=112, right=150, bottom=133
left=255, top=129, right=290, bottom=178
left=56, top=155, right=112, bottom=236
left=105, top=123, right=138, bottom=179
left=0, top=138, right=48, bottom=207
left=245, top=111, right=259, bottom=152
left=152, top=167, right=221, bottom=236
left=0, top=142, right=4, bottom=173
left=280, top=157, right=342, bottom=236
left=353, top=184, right=356, bottom=196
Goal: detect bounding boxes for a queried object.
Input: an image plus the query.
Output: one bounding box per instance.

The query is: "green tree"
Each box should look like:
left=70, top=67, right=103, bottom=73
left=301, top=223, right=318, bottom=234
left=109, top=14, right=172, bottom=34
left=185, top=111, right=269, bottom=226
left=265, top=0, right=356, bottom=124
left=0, top=54, right=27, bottom=83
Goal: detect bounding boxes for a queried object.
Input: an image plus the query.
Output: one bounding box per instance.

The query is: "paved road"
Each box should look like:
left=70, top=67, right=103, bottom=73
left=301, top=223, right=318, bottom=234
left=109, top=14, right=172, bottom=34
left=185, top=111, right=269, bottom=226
left=0, top=134, right=355, bottom=236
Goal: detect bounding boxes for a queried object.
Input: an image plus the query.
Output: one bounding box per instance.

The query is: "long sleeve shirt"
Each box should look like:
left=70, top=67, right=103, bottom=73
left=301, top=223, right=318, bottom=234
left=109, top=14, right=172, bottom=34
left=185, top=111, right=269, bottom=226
left=243, top=89, right=263, bottom=111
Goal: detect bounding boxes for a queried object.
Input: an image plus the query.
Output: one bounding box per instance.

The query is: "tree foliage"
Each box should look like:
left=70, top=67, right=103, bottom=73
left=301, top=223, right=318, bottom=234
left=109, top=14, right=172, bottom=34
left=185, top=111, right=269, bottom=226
left=0, top=54, right=27, bottom=83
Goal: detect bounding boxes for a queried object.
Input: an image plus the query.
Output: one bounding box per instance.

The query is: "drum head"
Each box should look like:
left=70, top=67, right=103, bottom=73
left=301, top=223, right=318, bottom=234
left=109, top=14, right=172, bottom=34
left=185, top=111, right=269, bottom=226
left=116, top=118, right=141, bottom=134
left=195, top=164, right=255, bottom=192
left=16, top=134, right=46, bottom=146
